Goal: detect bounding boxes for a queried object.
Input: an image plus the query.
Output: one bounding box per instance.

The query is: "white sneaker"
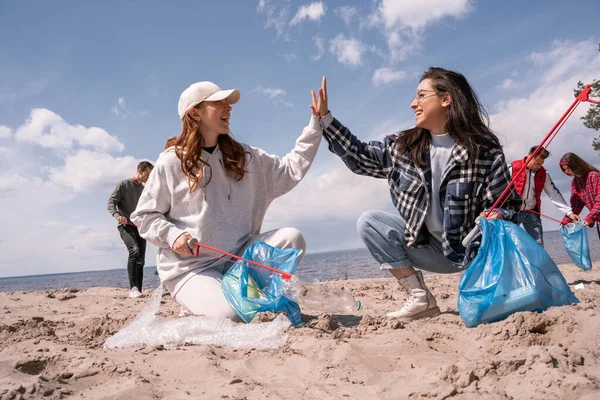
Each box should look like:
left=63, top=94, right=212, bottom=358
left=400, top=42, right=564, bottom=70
left=386, top=270, right=441, bottom=321
left=128, top=287, right=142, bottom=298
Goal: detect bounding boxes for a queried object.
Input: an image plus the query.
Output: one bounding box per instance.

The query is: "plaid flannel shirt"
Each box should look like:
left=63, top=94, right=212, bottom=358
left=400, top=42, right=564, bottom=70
left=321, top=114, right=519, bottom=266
left=561, top=171, right=600, bottom=226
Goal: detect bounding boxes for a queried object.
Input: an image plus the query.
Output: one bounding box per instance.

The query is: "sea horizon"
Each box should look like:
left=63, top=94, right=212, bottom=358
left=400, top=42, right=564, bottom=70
left=1, top=230, right=598, bottom=293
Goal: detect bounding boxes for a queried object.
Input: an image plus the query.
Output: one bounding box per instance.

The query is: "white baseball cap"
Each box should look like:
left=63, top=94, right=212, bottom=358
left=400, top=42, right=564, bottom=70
left=177, top=81, right=240, bottom=120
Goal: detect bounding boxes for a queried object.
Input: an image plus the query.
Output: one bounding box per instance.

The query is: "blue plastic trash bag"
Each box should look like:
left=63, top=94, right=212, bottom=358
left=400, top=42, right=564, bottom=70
left=560, top=222, right=592, bottom=271
left=221, top=241, right=303, bottom=325
left=458, top=218, right=578, bottom=328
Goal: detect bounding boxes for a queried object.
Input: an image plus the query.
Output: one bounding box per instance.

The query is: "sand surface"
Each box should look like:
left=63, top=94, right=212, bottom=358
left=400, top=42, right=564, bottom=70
left=1, top=263, right=599, bottom=399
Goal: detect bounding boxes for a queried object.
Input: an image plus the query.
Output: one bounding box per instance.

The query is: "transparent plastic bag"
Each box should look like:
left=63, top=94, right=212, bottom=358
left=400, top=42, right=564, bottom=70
left=458, top=218, right=579, bottom=328
left=104, top=285, right=291, bottom=350
left=560, top=222, right=592, bottom=271
left=221, top=242, right=303, bottom=325
left=282, top=276, right=362, bottom=314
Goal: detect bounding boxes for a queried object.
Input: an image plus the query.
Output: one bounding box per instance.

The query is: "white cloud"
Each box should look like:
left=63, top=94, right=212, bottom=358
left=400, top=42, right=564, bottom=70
left=498, top=78, right=516, bottom=90
left=252, top=86, right=294, bottom=107
left=371, top=0, right=472, bottom=31
left=257, top=0, right=291, bottom=39
left=0, top=174, right=29, bottom=195
left=290, top=2, right=326, bottom=26
left=0, top=125, right=12, bottom=139
left=14, top=108, right=125, bottom=152
left=528, top=39, right=599, bottom=85
left=372, top=68, right=407, bottom=86
left=367, top=0, right=472, bottom=62
left=312, top=36, right=325, bottom=60
left=111, top=96, right=129, bottom=118
left=69, top=225, right=93, bottom=235
left=284, top=53, right=297, bottom=62
left=48, top=150, right=141, bottom=192
left=329, top=34, right=367, bottom=67
left=335, top=6, right=357, bottom=25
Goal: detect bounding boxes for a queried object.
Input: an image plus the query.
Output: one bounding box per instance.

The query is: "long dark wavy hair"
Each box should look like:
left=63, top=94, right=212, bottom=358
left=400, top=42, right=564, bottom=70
left=394, top=67, right=501, bottom=165
left=560, top=152, right=600, bottom=177
left=175, top=104, right=249, bottom=193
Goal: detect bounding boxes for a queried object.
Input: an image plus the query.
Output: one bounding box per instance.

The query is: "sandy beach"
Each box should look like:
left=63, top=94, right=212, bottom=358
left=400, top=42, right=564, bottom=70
left=1, top=262, right=599, bottom=400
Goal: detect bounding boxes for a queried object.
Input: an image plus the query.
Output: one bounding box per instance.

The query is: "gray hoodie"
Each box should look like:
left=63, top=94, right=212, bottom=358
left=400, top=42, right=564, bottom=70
left=131, top=116, right=322, bottom=290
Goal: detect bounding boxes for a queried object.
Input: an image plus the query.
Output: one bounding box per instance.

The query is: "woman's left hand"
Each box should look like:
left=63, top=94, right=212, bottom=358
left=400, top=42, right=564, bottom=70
left=582, top=220, right=591, bottom=227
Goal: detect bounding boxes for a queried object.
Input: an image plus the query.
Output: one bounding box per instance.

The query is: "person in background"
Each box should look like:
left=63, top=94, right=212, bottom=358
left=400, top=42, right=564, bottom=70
left=509, top=146, right=579, bottom=247
left=107, top=161, right=154, bottom=298
left=313, top=68, right=520, bottom=322
left=559, top=152, right=600, bottom=239
left=131, top=81, right=323, bottom=319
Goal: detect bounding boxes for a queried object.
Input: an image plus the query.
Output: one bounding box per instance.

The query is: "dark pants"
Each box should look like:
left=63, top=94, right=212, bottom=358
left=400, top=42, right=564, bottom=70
left=515, top=211, right=544, bottom=247
left=118, top=224, right=146, bottom=291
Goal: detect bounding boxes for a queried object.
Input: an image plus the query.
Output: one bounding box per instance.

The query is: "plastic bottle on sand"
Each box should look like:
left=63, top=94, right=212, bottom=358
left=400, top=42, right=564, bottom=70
left=283, top=276, right=361, bottom=314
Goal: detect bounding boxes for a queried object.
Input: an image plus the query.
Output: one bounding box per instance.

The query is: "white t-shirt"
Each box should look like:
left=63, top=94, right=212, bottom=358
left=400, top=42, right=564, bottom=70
left=425, top=133, right=455, bottom=242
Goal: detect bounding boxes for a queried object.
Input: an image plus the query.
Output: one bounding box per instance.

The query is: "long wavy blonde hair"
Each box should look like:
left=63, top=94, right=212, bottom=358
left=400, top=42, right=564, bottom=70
left=175, top=104, right=249, bottom=193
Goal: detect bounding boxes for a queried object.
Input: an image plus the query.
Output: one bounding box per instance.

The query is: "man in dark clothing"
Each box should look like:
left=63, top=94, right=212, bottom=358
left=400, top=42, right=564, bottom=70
left=107, top=161, right=154, bottom=298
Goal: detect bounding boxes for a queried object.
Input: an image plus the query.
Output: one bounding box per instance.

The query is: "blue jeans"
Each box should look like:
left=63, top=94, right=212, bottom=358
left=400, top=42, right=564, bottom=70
left=515, top=211, right=544, bottom=247
left=357, top=210, right=462, bottom=274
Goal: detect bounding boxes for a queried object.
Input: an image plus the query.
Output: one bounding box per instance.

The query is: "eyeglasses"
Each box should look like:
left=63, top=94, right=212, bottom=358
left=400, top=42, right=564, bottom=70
left=412, top=90, right=438, bottom=105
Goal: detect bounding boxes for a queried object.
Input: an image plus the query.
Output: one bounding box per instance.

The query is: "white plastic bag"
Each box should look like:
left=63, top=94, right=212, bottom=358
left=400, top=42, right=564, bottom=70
left=104, top=285, right=291, bottom=350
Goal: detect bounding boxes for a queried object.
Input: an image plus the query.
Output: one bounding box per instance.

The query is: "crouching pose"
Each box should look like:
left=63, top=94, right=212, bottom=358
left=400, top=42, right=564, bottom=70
left=313, top=69, right=519, bottom=321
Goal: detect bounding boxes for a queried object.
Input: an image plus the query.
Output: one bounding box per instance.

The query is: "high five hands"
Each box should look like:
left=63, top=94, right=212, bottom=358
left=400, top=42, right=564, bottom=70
left=310, top=76, right=329, bottom=117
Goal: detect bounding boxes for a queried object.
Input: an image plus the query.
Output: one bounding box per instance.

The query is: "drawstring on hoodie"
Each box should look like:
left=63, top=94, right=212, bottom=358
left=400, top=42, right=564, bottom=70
left=219, top=155, right=232, bottom=201
left=199, top=148, right=232, bottom=203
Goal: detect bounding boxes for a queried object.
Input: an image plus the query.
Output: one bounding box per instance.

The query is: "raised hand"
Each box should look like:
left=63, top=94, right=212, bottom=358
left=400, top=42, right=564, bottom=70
left=310, top=76, right=328, bottom=117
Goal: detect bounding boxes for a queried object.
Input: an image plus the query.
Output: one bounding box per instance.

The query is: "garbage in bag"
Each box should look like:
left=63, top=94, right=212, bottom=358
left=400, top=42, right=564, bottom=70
left=221, top=241, right=303, bottom=325
left=104, top=284, right=291, bottom=350
left=560, top=222, right=592, bottom=271
left=458, top=218, right=579, bottom=328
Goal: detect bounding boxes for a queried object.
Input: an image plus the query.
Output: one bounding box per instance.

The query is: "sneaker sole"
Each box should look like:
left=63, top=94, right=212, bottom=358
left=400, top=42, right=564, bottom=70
left=387, top=306, right=441, bottom=321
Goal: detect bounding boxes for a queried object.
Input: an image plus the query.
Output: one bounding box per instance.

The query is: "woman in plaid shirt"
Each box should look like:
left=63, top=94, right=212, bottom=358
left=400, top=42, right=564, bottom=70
left=559, top=152, right=600, bottom=237
left=310, top=68, right=519, bottom=321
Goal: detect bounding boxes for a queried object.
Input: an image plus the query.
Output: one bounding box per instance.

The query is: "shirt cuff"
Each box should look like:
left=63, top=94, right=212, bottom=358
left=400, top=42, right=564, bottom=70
left=167, top=228, right=187, bottom=249
left=319, top=112, right=334, bottom=129
left=308, top=114, right=321, bottom=131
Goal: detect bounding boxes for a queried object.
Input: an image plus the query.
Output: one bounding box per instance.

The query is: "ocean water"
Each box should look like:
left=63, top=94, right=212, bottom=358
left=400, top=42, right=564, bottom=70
left=1, top=230, right=598, bottom=293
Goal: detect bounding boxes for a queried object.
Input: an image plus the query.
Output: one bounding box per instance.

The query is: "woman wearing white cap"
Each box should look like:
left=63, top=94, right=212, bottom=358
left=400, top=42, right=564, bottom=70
left=131, top=80, right=325, bottom=319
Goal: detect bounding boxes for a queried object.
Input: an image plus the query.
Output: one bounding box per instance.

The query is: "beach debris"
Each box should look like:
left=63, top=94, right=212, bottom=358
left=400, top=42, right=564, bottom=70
left=104, top=285, right=291, bottom=350
left=575, top=283, right=585, bottom=291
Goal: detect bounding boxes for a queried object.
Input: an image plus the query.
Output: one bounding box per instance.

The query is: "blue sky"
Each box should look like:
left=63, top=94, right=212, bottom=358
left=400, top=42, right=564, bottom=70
left=1, top=0, right=599, bottom=277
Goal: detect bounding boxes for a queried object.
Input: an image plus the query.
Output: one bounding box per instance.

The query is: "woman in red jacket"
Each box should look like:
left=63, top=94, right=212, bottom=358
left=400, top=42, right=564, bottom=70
left=560, top=153, right=600, bottom=237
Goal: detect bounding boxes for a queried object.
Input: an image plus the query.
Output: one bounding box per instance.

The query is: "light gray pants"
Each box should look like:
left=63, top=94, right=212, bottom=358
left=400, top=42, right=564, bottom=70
left=171, top=228, right=306, bottom=319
